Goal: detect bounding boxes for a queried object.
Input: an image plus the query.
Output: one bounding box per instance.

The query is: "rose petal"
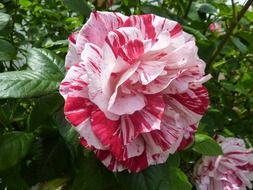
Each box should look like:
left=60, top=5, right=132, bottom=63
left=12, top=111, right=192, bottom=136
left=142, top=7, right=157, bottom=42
left=137, top=60, right=165, bottom=85
left=81, top=43, right=118, bottom=120
left=76, top=118, right=105, bottom=150
left=195, top=136, right=253, bottom=190
left=76, top=11, right=128, bottom=53
left=107, top=62, right=141, bottom=115
left=105, top=27, right=144, bottom=59
left=65, top=32, right=79, bottom=69
left=90, top=107, right=126, bottom=160
left=142, top=73, right=176, bottom=94
left=117, top=39, right=144, bottom=64
left=129, top=94, right=165, bottom=133
left=165, top=86, right=209, bottom=125
left=169, top=86, right=209, bottom=116
left=95, top=149, right=149, bottom=172
left=64, top=96, right=93, bottom=126
left=108, top=92, right=146, bottom=115
left=60, top=64, right=88, bottom=99
left=61, top=11, right=210, bottom=173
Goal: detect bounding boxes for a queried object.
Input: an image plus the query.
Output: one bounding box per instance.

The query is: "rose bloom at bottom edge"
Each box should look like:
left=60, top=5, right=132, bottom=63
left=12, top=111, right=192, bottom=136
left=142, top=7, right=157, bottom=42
left=194, top=135, right=253, bottom=190
left=59, top=11, right=210, bottom=172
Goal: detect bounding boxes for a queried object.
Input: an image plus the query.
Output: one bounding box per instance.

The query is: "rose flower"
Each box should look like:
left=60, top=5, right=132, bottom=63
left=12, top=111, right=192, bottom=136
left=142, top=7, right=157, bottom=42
left=195, top=135, right=253, bottom=190
left=60, top=11, right=209, bottom=172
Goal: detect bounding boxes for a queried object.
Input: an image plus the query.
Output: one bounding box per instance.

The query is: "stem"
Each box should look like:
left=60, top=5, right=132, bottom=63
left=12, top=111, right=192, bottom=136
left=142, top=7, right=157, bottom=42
left=9, top=0, right=18, bottom=71
left=231, top=0, right=237, bottom=20
left=203, top=14, right=212, bottom=35
left=183, top=0, right=193, bottom=19
left=134, top=0, right=141, bottom=15
left=207, top=0, right=253, bottom=70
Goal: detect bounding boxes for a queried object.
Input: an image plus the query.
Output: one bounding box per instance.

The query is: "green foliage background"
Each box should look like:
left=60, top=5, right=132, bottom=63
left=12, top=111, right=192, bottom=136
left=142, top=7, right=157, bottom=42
left=0, top=0, right=252, bottom=189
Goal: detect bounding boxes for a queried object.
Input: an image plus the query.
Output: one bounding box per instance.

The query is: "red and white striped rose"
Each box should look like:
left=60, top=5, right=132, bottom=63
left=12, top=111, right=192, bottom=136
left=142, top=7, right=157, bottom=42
left=60, top=11, right=210, bottom=172
left=195, top=135, right=253, bottom=190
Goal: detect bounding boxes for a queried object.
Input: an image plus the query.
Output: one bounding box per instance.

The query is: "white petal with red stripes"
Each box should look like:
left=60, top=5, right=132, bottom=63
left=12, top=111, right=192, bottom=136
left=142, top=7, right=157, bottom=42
left=195, top=135, right=253, bottom=190
left=60, top=11, right=209, bottom=172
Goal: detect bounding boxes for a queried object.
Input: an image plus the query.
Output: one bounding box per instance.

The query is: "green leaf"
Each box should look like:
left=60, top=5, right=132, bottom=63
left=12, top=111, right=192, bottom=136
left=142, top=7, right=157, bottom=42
left=212, top=59, right=226, bottom=69
left=245, top=10, right=253, bottom=21
left=140, top=4, right=187, bottom=25
left=0, top=39, right=16, bottom=61
left=42, top=39, right=68, bottom=48
left=0, top=48, right=64, bottom=98
left=32, top=178, right=68, bottom=190
left=183, top=26, right=208, bottom=41
left=199, top=109, right=224, bottom=134
left=166, top=153, right=180, bottom=168
left=0, top=165, right=28, bottom=190
left=0, top=106, right=10, bottom=127
left=122, top=0, right=128, bottom=6
left=167, top=167, right=192, bottom=190
left=71, top=155, right=119, bottom=190
left=140, top=4, right=169, bottom=18
left=32, top=137, right=71, bottom=181
left=211, top=2, right=231, bottom=17
left=53, top=109, right=79, bottom=163
left=0, top=131, right=33, bottom=171
left=198, top=42, right=216, bottom=62
left=221, top=82, right=235, bottom=91
left=198, top=3, right=217, bottom=14
left=193, top=134, right=223, bottom=156
left=230, top=36, right=248, bottom=54
left=63, top=0, right=91, bottom=17
left=19, top=0, right=32, bottom=7
left=117, top=162, right=191, bottom=190
left=54, top=113, right=79, bottom=147
left=27, top=48, right=65, bottom=75
left=28, top=93, right=64, bottom=131
left=0, top=71, right=61, bottom=98
left=117, top=164, right=169, bottom=190
left=0, top=12, right=10, bottom=31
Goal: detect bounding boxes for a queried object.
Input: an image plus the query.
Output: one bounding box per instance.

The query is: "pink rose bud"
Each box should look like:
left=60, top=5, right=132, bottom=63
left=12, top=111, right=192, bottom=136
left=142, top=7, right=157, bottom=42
left=195, top=135, right=253, bottom=190
left=209, top=22, right=222, bottom=33
left=60, top=11, right=210, bottom=172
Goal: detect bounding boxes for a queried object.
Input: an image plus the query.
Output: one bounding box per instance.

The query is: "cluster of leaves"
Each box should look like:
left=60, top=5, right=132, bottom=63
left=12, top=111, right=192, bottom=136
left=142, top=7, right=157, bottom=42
left=0, top=0, right=252, bottom=190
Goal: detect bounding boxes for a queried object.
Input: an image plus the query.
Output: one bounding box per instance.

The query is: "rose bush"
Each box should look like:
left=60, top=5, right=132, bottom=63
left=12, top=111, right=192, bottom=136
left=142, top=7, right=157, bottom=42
left=194, top=135, right=253, bottom=190
left=1, top=0, right=253, bottom=189
left=60, top=11, right=210, bottom=172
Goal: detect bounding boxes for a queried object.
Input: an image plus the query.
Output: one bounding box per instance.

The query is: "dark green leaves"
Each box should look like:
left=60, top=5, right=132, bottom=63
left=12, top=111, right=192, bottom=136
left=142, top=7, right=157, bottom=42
left=0, top=48, right=64, bottom=98
left=183, top=26, right=208, bottom=41
left=27, top=48, right=65, bottom=75
left=71, top=155, right=119, bottom=190
left=193, top=134, right=223, bottom=156
left=0, top=0, right=253, bottom=189
left=197, top=3, right=216, bottom=20
left=140, top=4, right=169, bottom=18
left=31, top=178, right=68, bottom=190
left=117, top=160, right=192, bottom=190
left=28, top=93, right=64, bottom=130
left=167, top=167, right=192, bottom=190
left=0, top=131, right=33, bottom=171
left=230, top=36, right=248, bottom=54
left=117, top=165, right=169, bottom=190
left=0, top=39, right=16, bottom=61
left=198, top=3, right=217, bottom=14
left=63, top=0, right=92, bottom=17
left=0, top=70, right=60, bottom=98
left=0, top=12, right=10, bottom=31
